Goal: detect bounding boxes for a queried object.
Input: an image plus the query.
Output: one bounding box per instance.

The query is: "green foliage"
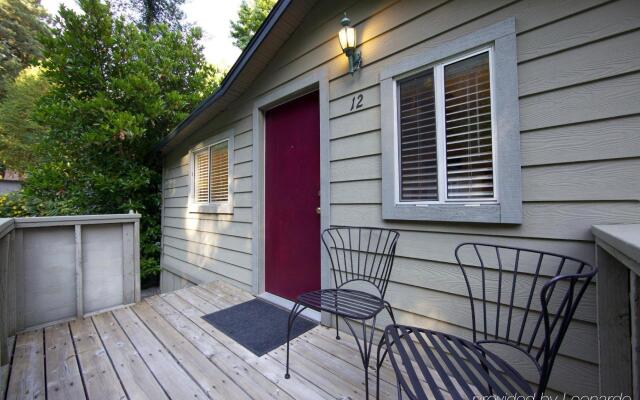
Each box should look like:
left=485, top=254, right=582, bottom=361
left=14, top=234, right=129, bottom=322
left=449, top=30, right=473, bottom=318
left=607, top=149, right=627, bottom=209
left=5, top=0, right=220, bottom=285
left=0, top=191, right=28, bottom=217
left=111, top=0, right=187, bottom=32
left=230, top=0, right=276, bottom=50
left=0, top=66, right=49, bottom=172
left=0, top=0, right=50, bottom=96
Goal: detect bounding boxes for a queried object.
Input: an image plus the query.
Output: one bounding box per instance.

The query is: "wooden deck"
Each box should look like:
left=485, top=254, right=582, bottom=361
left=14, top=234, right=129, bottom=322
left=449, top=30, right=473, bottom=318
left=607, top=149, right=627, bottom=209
left=0, top=281, right=427, bottom=400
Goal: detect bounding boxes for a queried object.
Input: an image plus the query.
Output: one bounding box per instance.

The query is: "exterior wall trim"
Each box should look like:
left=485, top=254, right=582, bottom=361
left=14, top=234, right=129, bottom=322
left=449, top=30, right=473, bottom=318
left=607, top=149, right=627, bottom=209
left=251, top=68, right=331, bottom=307
left=380, top=18, right=522, bottom=223
left=187, top=130, right=236, bottom=214
left=14, top=213, right=141, bottom=228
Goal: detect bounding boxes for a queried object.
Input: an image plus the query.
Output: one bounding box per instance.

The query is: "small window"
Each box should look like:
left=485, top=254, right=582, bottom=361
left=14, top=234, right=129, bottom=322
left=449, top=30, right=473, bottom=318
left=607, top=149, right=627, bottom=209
left=380, top=19, right=522, bottom=223
left=397, top=50, right=495, bottom=204
left=194, top=149, right=210, bottom=203
left=209, top=141, right=230, bottom=202
left=189, top=136, right=234, bottom=214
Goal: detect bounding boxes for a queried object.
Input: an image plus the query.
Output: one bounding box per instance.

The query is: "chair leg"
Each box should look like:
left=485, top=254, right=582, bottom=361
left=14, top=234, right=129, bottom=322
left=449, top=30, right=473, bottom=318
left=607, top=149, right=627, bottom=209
left=376, top=363, right=381, bottom=400
left=384, top=300, right=397, bottom=325
left=285, top=302, right=306, bottom=379
left=478, top=347, right=493, bottom=395
left=376, top=335, right=387, bottom=400
left=343, top=315, right=377, bottom=399
left=364, top=317, right=377, bottom=400
left=334, top=290, right=341, bottom=340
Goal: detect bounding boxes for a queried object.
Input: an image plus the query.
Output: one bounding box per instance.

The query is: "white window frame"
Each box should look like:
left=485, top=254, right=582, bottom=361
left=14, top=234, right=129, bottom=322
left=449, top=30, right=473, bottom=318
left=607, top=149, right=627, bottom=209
left=393, top=47, right=498, bottom=206
left=187, top=133, right=234, bottom=214
left=380, top=19, right=522, bottom=224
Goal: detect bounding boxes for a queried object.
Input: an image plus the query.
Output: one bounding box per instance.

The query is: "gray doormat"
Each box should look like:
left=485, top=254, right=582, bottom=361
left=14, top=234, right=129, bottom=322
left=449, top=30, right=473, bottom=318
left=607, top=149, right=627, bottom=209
left=201, top=298, right=317, bottom=356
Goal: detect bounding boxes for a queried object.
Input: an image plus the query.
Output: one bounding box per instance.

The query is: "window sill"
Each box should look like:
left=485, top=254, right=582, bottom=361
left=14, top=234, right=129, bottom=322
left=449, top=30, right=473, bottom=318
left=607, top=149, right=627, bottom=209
left=382, top=203, right=519, bottom=224
left=187, top=203, right=234, bottom=215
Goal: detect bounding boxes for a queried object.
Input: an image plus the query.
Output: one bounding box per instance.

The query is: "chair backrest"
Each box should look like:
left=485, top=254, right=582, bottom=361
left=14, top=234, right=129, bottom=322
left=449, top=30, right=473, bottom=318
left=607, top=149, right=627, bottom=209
left=454, top=243, right=597, bottom=393
left=321, top=227, right=399, bottom=298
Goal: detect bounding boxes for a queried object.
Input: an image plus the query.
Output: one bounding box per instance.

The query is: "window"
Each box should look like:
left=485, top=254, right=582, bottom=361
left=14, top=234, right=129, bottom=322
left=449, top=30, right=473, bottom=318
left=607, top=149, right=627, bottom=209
left=442, top=52, right=494, bottom=202
left=380, top=19, right=521, bottom=223
left=397, top=50, right=495, bottom=204
left=189, top=136, right=234, bottom=214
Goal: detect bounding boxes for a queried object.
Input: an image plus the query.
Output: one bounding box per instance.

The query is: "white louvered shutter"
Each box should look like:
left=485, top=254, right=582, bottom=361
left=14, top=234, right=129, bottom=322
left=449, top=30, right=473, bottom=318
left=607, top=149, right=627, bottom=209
left=194, top=150, right=210, bottom=203
left=397, top=68, right=438, bottom=201
left=443, top=52, right=494, bottom=200
left=210, top=141, right=229, bottom=202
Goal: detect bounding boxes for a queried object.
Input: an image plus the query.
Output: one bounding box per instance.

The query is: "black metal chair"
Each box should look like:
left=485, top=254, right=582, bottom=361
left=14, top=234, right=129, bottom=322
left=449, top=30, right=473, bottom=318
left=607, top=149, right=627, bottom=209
left=376, top=243, right=597, bottom=400
left=285, top=226, right=400, bottom=399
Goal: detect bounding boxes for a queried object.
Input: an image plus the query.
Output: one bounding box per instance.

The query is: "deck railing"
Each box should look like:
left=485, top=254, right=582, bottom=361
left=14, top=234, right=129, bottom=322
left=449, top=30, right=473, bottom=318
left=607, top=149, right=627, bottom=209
left=0, top=218, right=15, bottom=366
left=0, top=214, right=141, bottom=366
left=592, top=224, right=640, bottom=398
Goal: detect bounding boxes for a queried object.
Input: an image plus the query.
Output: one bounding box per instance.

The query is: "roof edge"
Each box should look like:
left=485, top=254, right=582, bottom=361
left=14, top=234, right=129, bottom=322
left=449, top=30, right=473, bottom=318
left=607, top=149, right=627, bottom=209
left=155, top=0, right=293, bottom=154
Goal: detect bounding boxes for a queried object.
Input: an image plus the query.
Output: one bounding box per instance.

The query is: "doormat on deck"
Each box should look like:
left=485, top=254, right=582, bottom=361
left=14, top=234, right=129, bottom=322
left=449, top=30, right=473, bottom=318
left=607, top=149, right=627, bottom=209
left=201, top=298, right=317, bottom=356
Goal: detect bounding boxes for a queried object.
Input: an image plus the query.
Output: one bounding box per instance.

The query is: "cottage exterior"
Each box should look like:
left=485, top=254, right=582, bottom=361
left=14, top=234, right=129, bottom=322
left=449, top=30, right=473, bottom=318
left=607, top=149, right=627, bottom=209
left=157, top=0, right=640, bottom=395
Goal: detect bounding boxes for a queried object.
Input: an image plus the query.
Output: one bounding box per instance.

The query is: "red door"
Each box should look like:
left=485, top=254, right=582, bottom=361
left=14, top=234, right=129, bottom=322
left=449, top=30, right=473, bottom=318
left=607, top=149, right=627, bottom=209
left=265, top=91, right=321, bottom=301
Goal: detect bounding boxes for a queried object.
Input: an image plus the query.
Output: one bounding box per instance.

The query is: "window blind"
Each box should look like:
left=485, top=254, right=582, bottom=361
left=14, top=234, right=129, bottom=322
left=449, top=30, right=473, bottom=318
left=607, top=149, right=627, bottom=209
left=397, top=68, right=438, bottom=201
left=210, top=141, right=229, bottom=202
left=444, top=52, right=494, bottom=200
left=194, top=150, right=209, bottom=203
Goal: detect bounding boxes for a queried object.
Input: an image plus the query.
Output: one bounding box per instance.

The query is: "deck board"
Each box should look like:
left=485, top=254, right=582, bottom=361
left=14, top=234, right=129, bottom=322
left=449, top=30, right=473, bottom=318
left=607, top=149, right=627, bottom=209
left=190, top=284, right=371, bottom=398
left=112, top=307, right=209, bottom=400
left=44, top=323, right=85, bottom=400
left=92, top=312, right=168, bottom=400
left=69, top=317, right=126, bottom=400
left=6, top=330, right=44, bottom=400
left=5, top=281, right=412, bottom=399
left=0, top=336, right=16, bottom=400
left=145, top=295, right=291, bottom=400
left=166, top=289, right=333, bottom=400
left=130, top=301, right=252, bottom=400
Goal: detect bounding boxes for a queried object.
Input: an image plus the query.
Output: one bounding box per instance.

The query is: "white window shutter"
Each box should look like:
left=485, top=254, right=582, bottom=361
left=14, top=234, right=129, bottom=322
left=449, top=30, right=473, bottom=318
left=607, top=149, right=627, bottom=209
left=443, top=52, right=494, bottom=200
left=194, top=150, right=209, bottom=203
left=397, top=68, right=438, bottom=201
left=210, top=141, right=229, bottom=202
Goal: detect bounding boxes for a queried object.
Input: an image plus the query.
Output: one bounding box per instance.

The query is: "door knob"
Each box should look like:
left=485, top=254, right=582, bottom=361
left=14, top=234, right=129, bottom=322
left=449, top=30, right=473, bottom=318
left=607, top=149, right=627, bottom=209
left=316, top=207, right=321, bottom=215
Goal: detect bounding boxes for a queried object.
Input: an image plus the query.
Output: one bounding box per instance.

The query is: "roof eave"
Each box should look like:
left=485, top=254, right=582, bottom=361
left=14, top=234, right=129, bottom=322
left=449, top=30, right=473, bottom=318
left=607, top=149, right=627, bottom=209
left=155, top=0, right=293, bottom=154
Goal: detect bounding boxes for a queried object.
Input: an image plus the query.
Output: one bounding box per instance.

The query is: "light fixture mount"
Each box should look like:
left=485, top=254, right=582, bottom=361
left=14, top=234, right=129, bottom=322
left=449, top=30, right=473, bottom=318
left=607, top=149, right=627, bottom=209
left=338, top=13, right=361, bottom=75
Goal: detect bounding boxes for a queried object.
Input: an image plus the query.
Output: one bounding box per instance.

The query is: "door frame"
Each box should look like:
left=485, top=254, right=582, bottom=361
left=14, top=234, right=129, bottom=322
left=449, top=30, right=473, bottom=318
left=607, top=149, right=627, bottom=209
left=251, top=68, right=331, bottom=321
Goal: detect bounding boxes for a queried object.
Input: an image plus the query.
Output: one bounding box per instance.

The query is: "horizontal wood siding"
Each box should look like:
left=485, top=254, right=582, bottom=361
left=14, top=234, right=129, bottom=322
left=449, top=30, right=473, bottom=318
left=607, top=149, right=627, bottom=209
left=161, top=0, right=640, bottom=394
left=161, top=123, right=255, bottom=289
left=159, top=268, right=195, bottom=293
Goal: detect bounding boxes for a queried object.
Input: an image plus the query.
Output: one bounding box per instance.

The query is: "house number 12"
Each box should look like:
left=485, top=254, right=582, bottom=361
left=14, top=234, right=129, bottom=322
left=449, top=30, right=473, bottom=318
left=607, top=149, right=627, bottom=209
left=350, top=94, right=364, bottom=111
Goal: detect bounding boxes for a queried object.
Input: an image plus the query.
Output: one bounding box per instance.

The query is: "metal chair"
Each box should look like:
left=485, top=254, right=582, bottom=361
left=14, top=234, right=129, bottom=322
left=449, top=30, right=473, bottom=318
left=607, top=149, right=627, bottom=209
left=376, top=243, right=597, bottom=400
left=285, top=226, right=400, bottom=399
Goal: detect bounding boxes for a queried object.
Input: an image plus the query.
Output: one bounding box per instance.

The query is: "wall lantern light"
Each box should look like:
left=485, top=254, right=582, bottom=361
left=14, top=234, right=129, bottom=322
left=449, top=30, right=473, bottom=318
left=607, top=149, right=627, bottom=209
left=338, top=13, right=361, bottom=75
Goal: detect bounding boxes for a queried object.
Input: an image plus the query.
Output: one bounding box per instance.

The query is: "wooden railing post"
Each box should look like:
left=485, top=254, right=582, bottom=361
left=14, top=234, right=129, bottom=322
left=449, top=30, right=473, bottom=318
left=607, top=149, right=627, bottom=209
left=7, top=230, right=15, bottom=338
left=0, top=234, right=9, bottom=366
left=75, top=224, right=83, bottom=318
left=596, top=243, right=633, bottom=395
left=592, top=224, right=640, bottom=399
left=631, top=273, right=640, bottom=399
left=133, top=219, right=141, bottom=303
left=0, top=219, right=16, bottom=367
left=122, top=222, right=135, bottom=305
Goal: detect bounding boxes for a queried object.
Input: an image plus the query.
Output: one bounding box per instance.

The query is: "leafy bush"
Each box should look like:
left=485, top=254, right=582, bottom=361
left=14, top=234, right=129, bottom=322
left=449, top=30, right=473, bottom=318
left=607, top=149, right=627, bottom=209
left=0, top=192, right=29, bottom=217
left=0, top=0, right=222, bottom=286
left=0, top=66, right=50, bottom=172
